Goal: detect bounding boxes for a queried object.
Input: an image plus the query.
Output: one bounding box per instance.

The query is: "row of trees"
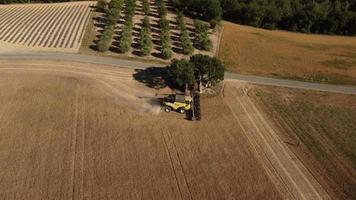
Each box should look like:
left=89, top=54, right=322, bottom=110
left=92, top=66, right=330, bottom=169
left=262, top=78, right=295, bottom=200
left=176, top=12, right=194, bottom=55
left=172, top=0, right=356, bottom=35
left=156, top=0, right=173, bottom=59
left=168, top=54, right=225, bottom=92
left=139, top=1, right=152, bottom=56
left=97, top=0, right=124, bottom=52
left=118, top=0, right=136, bottom=53
left=194, top=20, right=212, bottom=51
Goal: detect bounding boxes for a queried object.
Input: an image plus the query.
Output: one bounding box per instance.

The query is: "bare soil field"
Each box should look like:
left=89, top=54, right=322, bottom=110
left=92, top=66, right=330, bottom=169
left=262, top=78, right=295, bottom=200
left=252, top=85, right=356, bottom=199
left=0, top=60, right=329, bottom=199
left=0, top=2, right=94, bottom=53
left=80, top=0, right=220, bottom=62
left=219, top=22, right=356, bottom=85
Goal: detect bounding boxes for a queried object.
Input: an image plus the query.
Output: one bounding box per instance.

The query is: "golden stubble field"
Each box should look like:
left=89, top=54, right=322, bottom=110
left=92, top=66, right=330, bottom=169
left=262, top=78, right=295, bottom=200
left=219, top=22, right=356, bottom=85
left=0, top=60, right=284, bottom=199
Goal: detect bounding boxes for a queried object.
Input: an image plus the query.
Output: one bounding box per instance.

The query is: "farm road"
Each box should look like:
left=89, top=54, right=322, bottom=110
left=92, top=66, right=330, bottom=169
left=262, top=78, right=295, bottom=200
left=1, top=50, right=356, bottom=95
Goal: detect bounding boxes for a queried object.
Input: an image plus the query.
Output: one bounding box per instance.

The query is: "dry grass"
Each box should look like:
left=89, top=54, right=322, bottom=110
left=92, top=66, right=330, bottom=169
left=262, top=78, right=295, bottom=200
left=253, top=86, right=356, bottom=199
left=219, top=22, right=356, bottom=85
left=0, top=60, right=281, bottom=199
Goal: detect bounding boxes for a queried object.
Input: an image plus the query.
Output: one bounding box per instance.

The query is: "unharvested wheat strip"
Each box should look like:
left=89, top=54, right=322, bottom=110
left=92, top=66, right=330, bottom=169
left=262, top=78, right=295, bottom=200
left=13, top=6, right=50, bottom=44
left=31, top=5, right=67, bottom=47
left=28, top=5, right=64, bottom=46
left=75, top=3, right=94, bottom=44
left=0, top=6, right=29, bottom=34
left=0, top=7, right=20, bottom=27
left=0, top=6, right=16, bottom=19
left=52, top=5, right=83, bottom=48
left=40, top=5, right=73, bottom=47
left=0, top=6, right=38, bottom=41
left=5, top=6, right=47, bottom=43
left=66, top=4, right=89, bottom=48
left=49, top=5, right=78, bottom=47
left=2, top=6, right=39, bottom=42
left=60, top=4, right=86, bottom=48
left=0, top=7, right=37, bottom=40
left=70, top=4, right=91, bottom=48
left=23, top=6, right=61, bottom=45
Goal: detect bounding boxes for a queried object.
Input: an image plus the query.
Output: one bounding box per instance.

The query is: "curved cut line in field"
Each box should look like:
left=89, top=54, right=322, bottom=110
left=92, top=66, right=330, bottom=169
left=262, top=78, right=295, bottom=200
left=0, top=1, right=94, bottom=53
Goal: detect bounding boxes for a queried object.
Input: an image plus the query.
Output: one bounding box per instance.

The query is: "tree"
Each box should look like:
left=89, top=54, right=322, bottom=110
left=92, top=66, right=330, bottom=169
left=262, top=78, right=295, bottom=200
left=194, top=20, right=212, bottom=50
left=97, top=26, right=114, bottom=52
left=96, top=0, right=107, bottom=13
left=190, top=54, right=225, bottom=92
left=168, top=59, right=195, bottom=91
left=143, top=0, right=150, bottom=15
left=140, top=16, right=152, bottom=56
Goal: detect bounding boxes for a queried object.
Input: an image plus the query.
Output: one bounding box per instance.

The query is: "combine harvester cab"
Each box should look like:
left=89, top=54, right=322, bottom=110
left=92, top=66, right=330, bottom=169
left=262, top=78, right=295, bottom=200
left=162, top=94, right=192, bottom=114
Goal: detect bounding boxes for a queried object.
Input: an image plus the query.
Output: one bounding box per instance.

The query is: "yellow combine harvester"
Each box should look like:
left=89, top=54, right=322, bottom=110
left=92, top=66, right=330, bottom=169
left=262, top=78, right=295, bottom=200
left=162, top=94, right=192, bottom=114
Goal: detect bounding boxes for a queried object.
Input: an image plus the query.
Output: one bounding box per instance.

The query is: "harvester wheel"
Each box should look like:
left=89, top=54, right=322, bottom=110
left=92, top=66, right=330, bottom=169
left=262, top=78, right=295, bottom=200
left=164, top=106, right=172, bottom=113
left=179, top=109, right=186, bottom=114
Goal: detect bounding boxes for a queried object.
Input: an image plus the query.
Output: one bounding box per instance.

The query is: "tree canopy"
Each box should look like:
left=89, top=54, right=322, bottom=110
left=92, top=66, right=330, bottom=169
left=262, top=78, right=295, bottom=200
left=167, top=55, right=225, bottom=91
left=172, top=0, right=356, bottom=35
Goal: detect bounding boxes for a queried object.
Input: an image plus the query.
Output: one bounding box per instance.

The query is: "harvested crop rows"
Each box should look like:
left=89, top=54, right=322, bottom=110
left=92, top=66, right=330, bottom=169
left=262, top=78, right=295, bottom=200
left=0, top=2, right=94, bottom=52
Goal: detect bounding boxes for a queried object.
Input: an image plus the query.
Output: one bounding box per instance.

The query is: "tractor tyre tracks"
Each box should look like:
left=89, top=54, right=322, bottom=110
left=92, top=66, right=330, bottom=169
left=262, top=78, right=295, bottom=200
left=223, top=83, right=331, bottom=200
left=70, top=84, right=87, bottom=200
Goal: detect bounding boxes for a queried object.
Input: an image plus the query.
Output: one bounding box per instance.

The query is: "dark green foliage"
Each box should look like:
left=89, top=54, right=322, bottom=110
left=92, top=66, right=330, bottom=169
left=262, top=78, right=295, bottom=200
left=176, top=12, right=193, bottom=55
left=156, top=0, right=172, bottom=59
left=159, top=18, right=170, bottom=31
left=194, top=20, right=212, bottom=51
left=96, top=0, right=107, bottom=13
left=140, top=16, right=152, bottom=56
left=96, top=0, right=124, bottom=52
left=118, top=0, right=136, bottom=53
left=119, top=25, right=133, bottom=53
left=172, top=0, right=222, bottom=22
left=167, top=55, right=225, bottom=89
left=142, top=0, right=150, bottom=15
left=156, top=0, right=167, bottom=17
left=190, top=54, right=225, bottom=87
left=97, top=25, right=114, bottom=52
left=160, top=30, right=172, bottom=59
left=167, top=59, right=195, bottom=88
left=172, top=0, right=356, bottom=36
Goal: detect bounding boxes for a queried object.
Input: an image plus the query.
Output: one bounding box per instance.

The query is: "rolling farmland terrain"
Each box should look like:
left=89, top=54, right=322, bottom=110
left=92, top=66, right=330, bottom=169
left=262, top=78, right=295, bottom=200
left=0, top=60, right=333, bottom=199
left=253, top=85, right=356, bottom=199
left=219, top=22, right=356, bottom=85
left=0, top=2, right=94, bottom=52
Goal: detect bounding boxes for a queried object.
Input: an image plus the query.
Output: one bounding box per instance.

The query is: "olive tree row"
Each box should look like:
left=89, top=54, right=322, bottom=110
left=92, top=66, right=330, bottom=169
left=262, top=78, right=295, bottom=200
left=156, top=0, right=172, bottom=59
left=139, top=16, right=152, bottom=56
left=194, top=19, right=212, bottom=51
left=176, top=12, right=193, bottom=55
left=97, top=0, right=124, bottom=52
left=118, top=0, right=136, bottom=53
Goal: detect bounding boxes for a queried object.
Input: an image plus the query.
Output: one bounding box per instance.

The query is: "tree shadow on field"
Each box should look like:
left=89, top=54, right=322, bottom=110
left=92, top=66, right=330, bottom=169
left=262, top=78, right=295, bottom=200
left=132, top=67, right=170, bottom=89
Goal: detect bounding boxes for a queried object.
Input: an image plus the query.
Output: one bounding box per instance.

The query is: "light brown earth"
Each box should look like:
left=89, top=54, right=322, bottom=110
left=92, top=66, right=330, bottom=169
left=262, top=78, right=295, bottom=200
left=219, top=22, right=356, bottom=85
left=0, top=60, right=330, bottom=199
left=0, top=2, right=94, bottom=53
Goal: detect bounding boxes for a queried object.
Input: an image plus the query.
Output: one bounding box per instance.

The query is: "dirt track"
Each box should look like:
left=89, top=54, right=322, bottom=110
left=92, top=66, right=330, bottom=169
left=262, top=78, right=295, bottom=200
left=0, top=60, right=330, bottom=199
